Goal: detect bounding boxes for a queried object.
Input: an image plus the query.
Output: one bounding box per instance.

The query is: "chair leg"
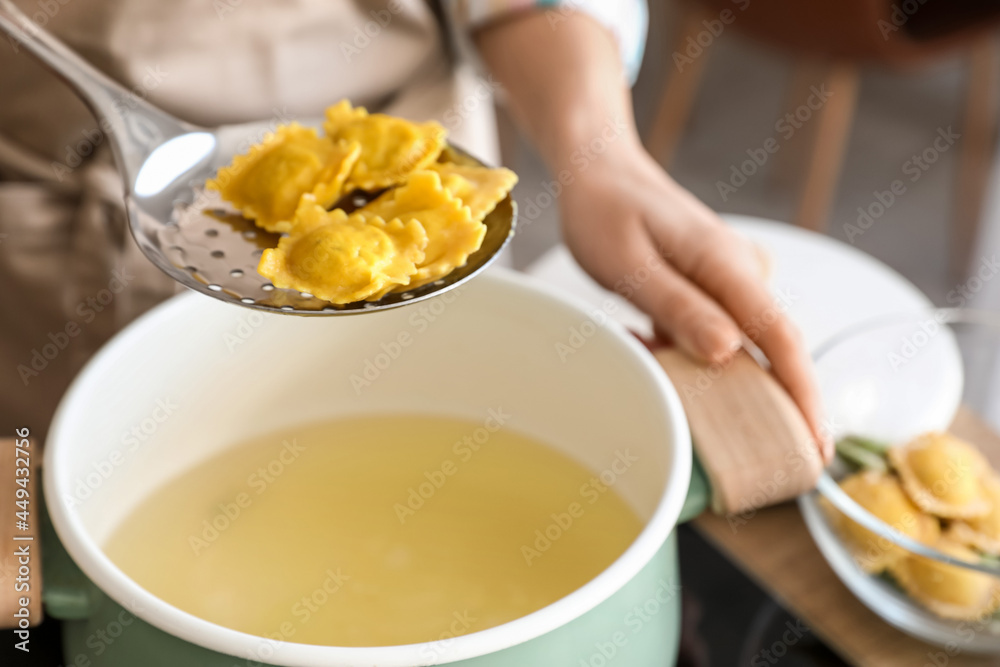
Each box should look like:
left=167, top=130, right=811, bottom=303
left=952, top=37, right=1000, bottom=282
left=793, top=62, right=859, bottom=232
left=769, top=60, right=826, bottom=193
left=645, top=5, right=713, bottom=168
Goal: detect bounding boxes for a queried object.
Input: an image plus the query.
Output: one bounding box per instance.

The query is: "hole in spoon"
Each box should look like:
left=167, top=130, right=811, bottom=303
left=230, top=269, right=244, bottom=278
left=261, top=283, right=274, bottom=292
left=211, top=250, right=225, bottom=258
left=205, top=229, right=219, bottom=238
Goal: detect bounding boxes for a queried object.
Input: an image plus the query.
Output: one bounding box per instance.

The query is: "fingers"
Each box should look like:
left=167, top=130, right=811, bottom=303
left=558, top=165, right=830, bottom=462
left=641, top=201, right=831, bottom=462
left=613, top=229, right=743, bottom=365
left=751, top=242, right=772, bottom=280
left=680, top=226, right=832, bottom=462
left=751, top=319, right=832, bottom=463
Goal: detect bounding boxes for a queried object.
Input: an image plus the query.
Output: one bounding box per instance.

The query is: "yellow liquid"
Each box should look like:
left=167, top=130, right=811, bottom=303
left=104, top=415, right=643, bottom=647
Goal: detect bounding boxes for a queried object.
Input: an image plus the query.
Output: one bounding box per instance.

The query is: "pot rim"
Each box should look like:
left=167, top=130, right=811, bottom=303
left=44, top=268, right=692, bottom=667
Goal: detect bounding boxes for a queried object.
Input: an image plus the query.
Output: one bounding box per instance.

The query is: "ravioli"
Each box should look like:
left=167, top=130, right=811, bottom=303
left=951, top=474, right=1000, bottom=555
left=823, top=470, right=940, bottom=574
left=204, top=100, right=509, bottom=305
left=890, top=537, right=1000, bottom=621
left=258, top=200, right=427, bottom=304
left=356, top=171, right=484, bottom=289
left=889, top=432, right=991, bottom=519
left=428, top=162, right=518, bottom=222
left=207, top=124, right=360, bottom=233
left=324, top=100, right=446, bottom=191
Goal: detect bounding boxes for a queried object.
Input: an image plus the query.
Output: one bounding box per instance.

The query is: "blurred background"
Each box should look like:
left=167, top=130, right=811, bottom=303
left=498, top=3, right=1000, bottom=663
left=507, top=0, right=1000, bottom=308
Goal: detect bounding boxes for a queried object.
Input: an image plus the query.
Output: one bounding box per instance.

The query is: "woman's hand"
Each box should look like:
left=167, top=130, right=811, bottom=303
left=559, top=139, right=831, bottom=460
left=476, top=9, right=831, bottom=460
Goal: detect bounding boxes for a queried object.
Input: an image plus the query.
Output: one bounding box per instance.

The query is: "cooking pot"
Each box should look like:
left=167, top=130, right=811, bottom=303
left=42, top=268, right=709, bottom=666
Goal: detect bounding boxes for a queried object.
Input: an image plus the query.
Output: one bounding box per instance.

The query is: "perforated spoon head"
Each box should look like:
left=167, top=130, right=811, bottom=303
left=137, top=134, right=516, bottom=315
left=0, top=1, right=515, bottom=315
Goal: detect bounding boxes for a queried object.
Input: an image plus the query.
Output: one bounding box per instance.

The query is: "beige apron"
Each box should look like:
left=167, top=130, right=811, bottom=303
left=0, top=0, right=499, bottom=440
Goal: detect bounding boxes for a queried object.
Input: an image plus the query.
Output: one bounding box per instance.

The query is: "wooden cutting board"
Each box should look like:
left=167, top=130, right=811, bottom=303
left=692, top=407, right=1000, bottom=666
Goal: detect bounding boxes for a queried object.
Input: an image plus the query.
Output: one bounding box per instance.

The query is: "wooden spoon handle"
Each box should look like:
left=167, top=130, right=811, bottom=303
left=655, top=348, right=823, bottom=516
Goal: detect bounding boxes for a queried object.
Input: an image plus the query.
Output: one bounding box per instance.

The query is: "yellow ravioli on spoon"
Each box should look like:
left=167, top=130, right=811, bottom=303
left=356, top=171, right=484, bottom=290
left=429, top=162, right=518, bottom=222
left=207, top=124, right=360, bottom=233
left=324, top=100, right=446, bottom=191
left=258, top=199, right=427, bottom=304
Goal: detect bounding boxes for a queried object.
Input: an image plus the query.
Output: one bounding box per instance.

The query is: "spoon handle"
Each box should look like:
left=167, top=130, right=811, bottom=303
left=0, top=0, right=191, bottom=184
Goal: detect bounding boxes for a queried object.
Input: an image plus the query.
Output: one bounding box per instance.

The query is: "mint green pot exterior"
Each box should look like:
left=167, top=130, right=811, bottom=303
left=42, top=463, right=710, bottom=667
left=50, top=537, right=679, bottom=667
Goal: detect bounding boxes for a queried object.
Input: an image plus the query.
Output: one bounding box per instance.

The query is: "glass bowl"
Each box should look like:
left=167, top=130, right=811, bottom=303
left=799, top=309, right=1000, bottom=652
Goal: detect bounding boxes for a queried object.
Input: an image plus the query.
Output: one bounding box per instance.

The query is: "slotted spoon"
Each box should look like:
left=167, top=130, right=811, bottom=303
left=0, top=0, right=515, bottom=314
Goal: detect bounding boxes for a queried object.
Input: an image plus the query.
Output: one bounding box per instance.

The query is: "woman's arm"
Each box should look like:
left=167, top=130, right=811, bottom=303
left=475, top=10, right=831, bottom=460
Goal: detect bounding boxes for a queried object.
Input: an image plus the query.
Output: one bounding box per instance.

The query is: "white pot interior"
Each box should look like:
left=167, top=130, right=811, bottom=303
left=45, top=269, right=690, bottom=666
